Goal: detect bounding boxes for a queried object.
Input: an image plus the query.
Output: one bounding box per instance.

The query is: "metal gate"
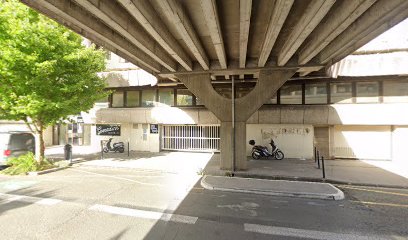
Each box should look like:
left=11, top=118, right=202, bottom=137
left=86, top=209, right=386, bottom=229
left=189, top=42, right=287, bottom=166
left=162, top=125, right=220, bottom=152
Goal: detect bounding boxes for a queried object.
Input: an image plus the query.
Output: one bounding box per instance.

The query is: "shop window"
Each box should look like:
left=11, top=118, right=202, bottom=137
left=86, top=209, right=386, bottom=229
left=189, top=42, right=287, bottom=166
left=111, top=91, right=124, bottom=107
left=126, top=90, right=140, bottom=107
left=305, top=83, right=327, bottom=104
left=356, top=81, right=379, bottom=103
left=383, top=81, right=408, bottom=103
left=280, top=84, right=302, bottom=104
left=177, top=89, right=193, bottom=106
left=141, top=89, right=156, bottom=107
left=158, top=89, right=174, bottom=106
left=330, top=82, right=352, bottom=103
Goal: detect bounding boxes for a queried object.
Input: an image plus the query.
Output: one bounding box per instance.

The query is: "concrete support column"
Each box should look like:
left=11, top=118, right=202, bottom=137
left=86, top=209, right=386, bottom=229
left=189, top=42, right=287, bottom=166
left=177, top=69, right=296, bottom=170
left=220, top=121, right=247, bottom=170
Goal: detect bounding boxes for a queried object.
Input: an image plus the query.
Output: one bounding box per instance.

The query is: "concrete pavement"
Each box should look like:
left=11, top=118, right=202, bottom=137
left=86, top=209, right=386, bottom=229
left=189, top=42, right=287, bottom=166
left=44, top=146, right=407, bottom=202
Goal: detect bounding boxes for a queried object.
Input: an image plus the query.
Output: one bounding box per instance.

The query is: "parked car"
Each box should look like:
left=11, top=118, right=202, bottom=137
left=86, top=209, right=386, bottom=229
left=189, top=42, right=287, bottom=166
left=0, top=132, right=35, bottom=164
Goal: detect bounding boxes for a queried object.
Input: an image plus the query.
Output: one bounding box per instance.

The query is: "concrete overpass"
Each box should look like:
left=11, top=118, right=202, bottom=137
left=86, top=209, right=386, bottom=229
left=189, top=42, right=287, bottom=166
left=22, top=0, right=408, bottom=170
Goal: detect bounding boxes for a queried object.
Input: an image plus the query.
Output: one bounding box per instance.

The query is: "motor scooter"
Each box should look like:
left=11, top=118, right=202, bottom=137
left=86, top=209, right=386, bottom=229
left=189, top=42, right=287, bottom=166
left=103, top=138, right=125, bottom=153
left=249, top=139, right=284, bottom=160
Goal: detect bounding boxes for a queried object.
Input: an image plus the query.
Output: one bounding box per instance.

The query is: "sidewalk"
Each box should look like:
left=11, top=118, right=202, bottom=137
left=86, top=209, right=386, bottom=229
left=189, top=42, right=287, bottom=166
left=201, top=175, right=344, bottom=200
left=203, top=154, right=408, bottom=188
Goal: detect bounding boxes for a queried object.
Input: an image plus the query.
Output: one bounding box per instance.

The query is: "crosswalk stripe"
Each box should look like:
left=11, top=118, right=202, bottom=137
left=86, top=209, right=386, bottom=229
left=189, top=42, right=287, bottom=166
left=244, top=223, right=386, bottom=240
left=89, top=204, right=198, bottom=224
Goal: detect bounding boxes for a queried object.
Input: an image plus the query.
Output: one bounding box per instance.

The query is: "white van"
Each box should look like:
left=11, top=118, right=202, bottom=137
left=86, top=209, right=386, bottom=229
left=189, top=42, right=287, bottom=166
left=0, top=132, right=35, bottom=164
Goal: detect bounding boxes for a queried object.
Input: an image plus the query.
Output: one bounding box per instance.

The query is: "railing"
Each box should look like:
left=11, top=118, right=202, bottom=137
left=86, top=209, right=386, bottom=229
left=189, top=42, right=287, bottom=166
left=314, top=147, right=326, bottom=179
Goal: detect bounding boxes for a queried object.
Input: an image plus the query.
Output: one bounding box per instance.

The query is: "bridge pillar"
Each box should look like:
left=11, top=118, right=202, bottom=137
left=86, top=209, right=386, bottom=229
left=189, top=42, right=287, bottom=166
left=177, top=69, right=296, bottom=170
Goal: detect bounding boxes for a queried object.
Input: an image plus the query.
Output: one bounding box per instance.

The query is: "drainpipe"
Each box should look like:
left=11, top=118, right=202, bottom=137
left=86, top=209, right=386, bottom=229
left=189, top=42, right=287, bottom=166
left=232, top=75, right=235, bottom=173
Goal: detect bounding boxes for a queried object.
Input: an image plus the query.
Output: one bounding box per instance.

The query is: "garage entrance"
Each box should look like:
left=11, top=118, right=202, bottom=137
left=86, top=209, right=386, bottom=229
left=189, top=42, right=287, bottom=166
left=161, top=125, right=220, bottom=152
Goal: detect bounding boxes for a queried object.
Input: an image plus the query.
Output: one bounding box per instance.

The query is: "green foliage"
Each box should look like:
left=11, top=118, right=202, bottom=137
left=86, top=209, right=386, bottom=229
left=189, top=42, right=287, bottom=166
left=0, top=0, right=108, bottom=126
left=1, top=152, right=55, bottom=175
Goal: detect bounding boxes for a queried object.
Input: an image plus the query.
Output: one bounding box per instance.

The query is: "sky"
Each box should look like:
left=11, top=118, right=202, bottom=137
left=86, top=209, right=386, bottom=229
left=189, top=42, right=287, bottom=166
left=357, top=18, right=408, bottom=51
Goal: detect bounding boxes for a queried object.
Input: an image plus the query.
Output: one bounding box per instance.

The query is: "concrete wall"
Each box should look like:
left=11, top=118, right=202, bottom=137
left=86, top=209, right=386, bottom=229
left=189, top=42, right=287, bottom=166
left=246, top=124, right=314, bottom=159
left=90, top=123, right=160, bottom=153
left=331, top=125, right=392, bottom=160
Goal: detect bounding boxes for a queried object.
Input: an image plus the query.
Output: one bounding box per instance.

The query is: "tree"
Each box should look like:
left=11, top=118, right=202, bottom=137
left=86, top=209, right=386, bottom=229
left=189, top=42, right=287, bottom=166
left=0, top=0, right=108, bottom=162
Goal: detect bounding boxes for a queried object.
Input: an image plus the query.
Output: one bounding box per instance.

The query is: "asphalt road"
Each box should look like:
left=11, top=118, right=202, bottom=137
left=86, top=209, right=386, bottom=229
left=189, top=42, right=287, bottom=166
left=0, top=166, right=407, bottom=240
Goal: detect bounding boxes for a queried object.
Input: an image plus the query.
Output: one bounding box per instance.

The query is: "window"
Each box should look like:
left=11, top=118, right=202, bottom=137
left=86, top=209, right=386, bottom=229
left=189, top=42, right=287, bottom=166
left=356, top=81, right=379, bottom=103
left=158, top=89, right=174, bottom=106
left=141, top=89, right=156, bottom=107
left=126, top=91, right=140, bottom=107
left=280, top=84, right=302, bottom=104
left=111, top=91, right=124, bottom=107
left=383, top=81, right=408, bottom=103
left=265, top=92, right=278, bottom=104
left=330, top=82, right=352, bottom=103
left=305, top=83, right=327, bottom=104
left=177, top=89, right=193, bottom=106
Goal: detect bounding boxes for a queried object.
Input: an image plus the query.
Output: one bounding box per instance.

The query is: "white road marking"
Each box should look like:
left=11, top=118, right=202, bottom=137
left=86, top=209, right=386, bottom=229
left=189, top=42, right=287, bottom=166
left=35, top=198, right=62, bottom=206
left=0, top=192, right=63, bottom=206
left=244, top=223, right=386, bottom=240
left=0, top=195, right=24, bottom=204
left=89, top=204, right=197, bottom=224
left=69, top=168, right=164, bottom=187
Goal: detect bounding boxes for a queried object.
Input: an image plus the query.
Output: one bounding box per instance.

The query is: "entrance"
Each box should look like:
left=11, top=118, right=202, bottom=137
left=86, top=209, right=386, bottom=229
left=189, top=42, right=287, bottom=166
left=162, top=125, right=220, bottom=152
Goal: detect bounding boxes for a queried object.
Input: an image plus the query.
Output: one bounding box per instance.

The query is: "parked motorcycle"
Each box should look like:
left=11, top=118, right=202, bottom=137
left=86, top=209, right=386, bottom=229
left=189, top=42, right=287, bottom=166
left=103, top=138, right=125, bottom=153
left=249, top=139, right=284, bottom=160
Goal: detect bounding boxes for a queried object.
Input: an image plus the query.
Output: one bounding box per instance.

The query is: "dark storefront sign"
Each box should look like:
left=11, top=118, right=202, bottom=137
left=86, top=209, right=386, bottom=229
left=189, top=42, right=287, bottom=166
left=150, top=124, right=159, bottom=134
left=96, top=124, right=121, bottom=136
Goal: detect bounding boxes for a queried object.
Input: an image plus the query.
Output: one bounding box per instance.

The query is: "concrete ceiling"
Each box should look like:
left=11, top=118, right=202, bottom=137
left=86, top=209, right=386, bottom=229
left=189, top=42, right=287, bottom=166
left=22, top=0, right=408, bottom=81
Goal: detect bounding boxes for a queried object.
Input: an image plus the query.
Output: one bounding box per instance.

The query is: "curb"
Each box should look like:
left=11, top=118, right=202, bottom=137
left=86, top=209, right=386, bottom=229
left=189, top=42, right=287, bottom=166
left=201, top=176, right=345, bottom=201
left=27, top=166, right=69, bottom=176
left=230, top=172, right=408, bottom=190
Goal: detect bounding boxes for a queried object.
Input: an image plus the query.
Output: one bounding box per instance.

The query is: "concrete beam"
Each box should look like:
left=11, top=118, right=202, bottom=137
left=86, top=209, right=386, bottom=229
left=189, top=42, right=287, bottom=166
left=21, top=0, right=157, bottom=75
left=117, top=0, right=193, bottom=71
left=154, top=0, right=210, bottom=70
left=177, top=73, right=231, bottom=121
left=320, top=0, right=408, bottom=64
left=277, top=0, right=335, bottom=66
left=239, top=0, right=252, bottom=68
left=299, top=0, right=377, bottom=65
left=258, top=0, right=294, bottom=67
left=22, top=0, right=162, bottom=73
left=159, top=59, right=323, bottom=78
left=74, top=0, right=177, bottom=72
left=200, top=0, right=227, bottom=69
left=235, top=69, right=297, bottom=121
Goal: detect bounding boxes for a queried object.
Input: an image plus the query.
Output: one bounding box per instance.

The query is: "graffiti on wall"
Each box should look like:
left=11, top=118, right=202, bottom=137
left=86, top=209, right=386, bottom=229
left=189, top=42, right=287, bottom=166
left=261, top=127, right=311, bottom=139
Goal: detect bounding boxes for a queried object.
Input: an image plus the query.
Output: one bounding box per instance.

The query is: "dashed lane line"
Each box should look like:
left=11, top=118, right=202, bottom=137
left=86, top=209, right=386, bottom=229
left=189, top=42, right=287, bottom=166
left=244, top=223, right=387, bottom=240
left=89, top=204, right=198, bottom=224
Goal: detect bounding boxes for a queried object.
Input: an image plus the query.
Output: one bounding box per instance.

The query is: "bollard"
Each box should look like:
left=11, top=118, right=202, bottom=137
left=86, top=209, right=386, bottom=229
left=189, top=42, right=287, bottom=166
left=127, top=142, right=130, bottom=157
left=100, top=140, right=104, bottom=160
left=314, top=147, right=317, bottom=163
left=321, top=156, right=326, bottom=179
left=317, top=150, right=320, bottom=169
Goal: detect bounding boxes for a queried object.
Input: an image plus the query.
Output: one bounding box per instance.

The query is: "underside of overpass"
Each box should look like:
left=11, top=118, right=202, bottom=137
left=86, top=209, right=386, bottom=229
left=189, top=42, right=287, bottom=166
left=22, top=0, right=408, bottom=170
